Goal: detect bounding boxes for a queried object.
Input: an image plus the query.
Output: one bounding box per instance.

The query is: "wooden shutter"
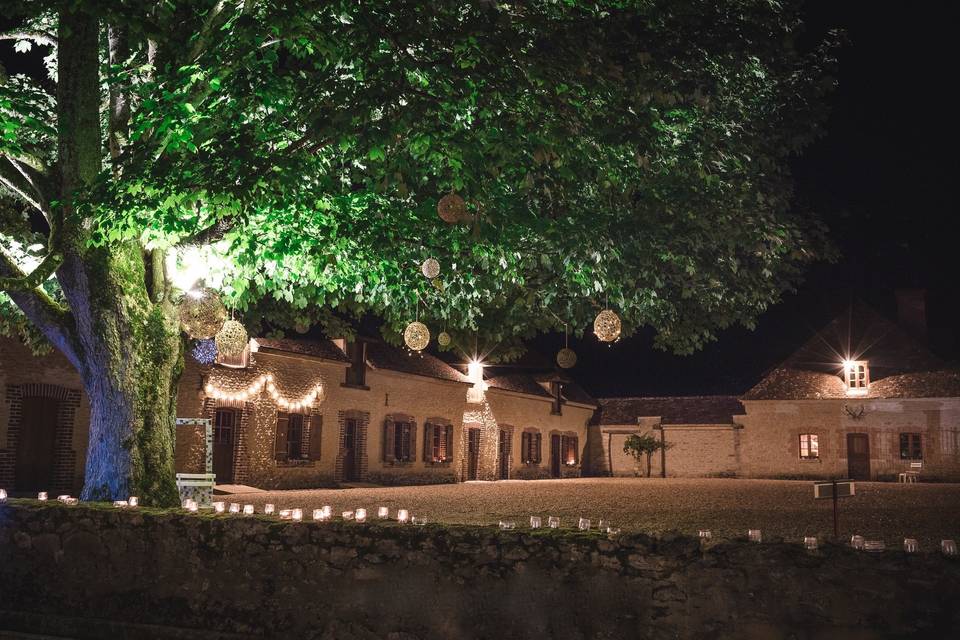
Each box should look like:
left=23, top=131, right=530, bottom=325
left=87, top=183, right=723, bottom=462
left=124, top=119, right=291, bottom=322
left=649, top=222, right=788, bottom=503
left=406, top=422, right=416, bottom=462
left=308, top=415, right=323, bottom=461
left=423, top=423, right=435, bottom=462
left=383, top=420, right=396, bottom=463
left=534, top=432, right=542, bottom=463
left=521, top=432, right=530, bottom=463
left=444, top=425, right=452, bottom=462
left=274, top=412, right=289, bottom=461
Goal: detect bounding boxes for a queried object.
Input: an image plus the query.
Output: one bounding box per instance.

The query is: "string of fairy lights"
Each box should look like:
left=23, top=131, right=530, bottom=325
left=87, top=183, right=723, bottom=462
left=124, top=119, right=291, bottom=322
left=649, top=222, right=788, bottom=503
left=203, top=373, right=324, bottom=412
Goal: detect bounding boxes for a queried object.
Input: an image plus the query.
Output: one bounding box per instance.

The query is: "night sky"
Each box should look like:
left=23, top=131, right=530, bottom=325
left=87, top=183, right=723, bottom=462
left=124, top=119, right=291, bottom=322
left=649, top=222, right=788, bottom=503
left=543, top=0, right=958, bottom=398
left=2, top=3, right=956, bottom=398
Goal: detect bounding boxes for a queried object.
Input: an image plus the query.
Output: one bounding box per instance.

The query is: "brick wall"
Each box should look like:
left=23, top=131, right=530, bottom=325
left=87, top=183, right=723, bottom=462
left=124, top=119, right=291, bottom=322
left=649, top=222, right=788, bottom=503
left=593, top=424, right=740, bottom=477
left=0, top=338, right=88, bottom=495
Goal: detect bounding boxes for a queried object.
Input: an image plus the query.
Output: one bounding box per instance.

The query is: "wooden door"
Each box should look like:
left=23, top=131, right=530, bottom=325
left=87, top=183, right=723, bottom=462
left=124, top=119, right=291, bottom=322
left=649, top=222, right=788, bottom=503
left=498, top=429, right=510, bottom=479
left=342, top=418, right=358, bottom=481
left=550, top=434, right=562, bottom=478
left=15, top=397, right=59, bottom=492
left=467, top=428, right=480, bottom=480
left=847, top=433, right=870, bottom=480
left=213, top=408, right=237, bottom=484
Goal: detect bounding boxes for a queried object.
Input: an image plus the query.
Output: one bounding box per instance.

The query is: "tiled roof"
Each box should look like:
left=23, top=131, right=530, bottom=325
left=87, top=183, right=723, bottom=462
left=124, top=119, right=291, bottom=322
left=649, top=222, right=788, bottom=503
left=255, top=338, right=350, bottom=363
left=484, top=372, right=597, bottom=407
left=591, top=396, right=745, bottom=426
left=364, top=341, right=469, bottom=384
left=743, top=302, right=957, bottom=400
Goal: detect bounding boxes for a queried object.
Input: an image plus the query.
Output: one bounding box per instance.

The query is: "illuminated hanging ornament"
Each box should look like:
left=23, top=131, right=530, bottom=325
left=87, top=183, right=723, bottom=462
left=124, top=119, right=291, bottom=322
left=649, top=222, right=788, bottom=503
left=179, top=287, right=227, bottom=339
left=437, top=193, right=466, bottom=223
left=437, top=331, right=452, bottom=347
left=421, top=258, right=440, bottom=279
left=403, top=321, right=430, bottom=352
left=594, top=309, right=622, bottom=343
left=191, top=339, right=218, bottom=365
left=215, top=319, right=249, bottom=359
left=556, top=324, right=576, bottom=368
left=557, top=347, right=577, bottom=369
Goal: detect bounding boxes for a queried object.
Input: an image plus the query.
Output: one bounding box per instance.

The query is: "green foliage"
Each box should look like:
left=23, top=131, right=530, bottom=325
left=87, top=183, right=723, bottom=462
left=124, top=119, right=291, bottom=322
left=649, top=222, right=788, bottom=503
left=1, top=0, right=839, bottom=358
left=623, top=432, right=667, bottom=459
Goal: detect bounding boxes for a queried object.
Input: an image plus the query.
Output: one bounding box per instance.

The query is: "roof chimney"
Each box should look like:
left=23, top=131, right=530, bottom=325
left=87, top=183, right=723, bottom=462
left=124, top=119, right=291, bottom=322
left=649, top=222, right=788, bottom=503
left=895, top=289, right=927, bottom=341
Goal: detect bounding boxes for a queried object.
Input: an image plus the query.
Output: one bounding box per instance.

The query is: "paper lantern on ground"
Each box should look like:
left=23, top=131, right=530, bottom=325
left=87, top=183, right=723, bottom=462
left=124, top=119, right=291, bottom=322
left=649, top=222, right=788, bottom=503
left=593, top=309, right=621, bottom=343
left=404, top=321, right=430, bottom=351
left=179, top=288, right=227, bottom=339
left=437, top=331, right=452, bottom=347
left=215, top=320, right=249, bottom=359
left=421, top=258, right=440, bottom=279
left=556, top=347, right=577, bottom=369
left=437, top=193, right=466, bottom=223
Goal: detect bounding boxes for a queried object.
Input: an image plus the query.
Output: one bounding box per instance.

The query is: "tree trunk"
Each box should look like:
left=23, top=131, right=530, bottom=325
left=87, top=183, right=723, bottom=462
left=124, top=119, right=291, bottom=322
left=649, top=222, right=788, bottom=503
left=52, top=7, right=182, bottom=506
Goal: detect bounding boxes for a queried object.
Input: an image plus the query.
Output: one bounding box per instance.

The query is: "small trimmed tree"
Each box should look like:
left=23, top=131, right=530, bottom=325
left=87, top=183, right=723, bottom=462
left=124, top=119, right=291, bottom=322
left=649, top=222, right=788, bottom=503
left=623, top=432, right=669, bottom=478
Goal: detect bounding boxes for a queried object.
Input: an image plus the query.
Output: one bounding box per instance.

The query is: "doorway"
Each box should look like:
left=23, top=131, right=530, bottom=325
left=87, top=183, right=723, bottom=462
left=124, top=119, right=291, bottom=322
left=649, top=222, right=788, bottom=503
left=550, top=434, right=562, bottom=478
left=342, top=417, right=359, bottom=481
left=467, top=428, right=481, bottom=480
left=15, top=396, right=59, bottom=492
left=213, top=408, right=238, bottom=484
left=498, top=429, right=511, bottom=479
left=847, top=433, right=871, bottom=480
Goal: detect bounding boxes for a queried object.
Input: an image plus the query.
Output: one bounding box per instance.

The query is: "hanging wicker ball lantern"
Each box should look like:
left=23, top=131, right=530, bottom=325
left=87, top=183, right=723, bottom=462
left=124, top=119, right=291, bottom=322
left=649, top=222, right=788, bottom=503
left=556, top=347, right=577, bottom=369
left=403, top=321, right=430, bottom=351
left=191, top=339, right=218, bottom=365
left=437, top=193, right=466, bottom=223
left=179, top=287, right=228, bottom=339
left=437, top=331, right=452, bottom=347
left=421, top=258, right=440, bottom=279
left=593, top=309, right=622, bottom=343
left=215, top=320, right=249, bottom=359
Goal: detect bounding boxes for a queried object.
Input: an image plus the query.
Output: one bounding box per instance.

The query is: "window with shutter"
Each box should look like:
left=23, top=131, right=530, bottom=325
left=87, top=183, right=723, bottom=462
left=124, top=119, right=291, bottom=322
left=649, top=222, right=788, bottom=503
left=383, top=420, right=396, bottom=463
left=287, top=414, right=304, bottom=460
left=521, top=432, right=531, bottom=463
left=423, top=423, right=434, bottom=462
left=274, top=413, right=289, bottom=461
left=444, top=425, right=452, bottom=462
left=534, top=432, right=542, bottom=463
left=308, top=415, right=323, bottom=461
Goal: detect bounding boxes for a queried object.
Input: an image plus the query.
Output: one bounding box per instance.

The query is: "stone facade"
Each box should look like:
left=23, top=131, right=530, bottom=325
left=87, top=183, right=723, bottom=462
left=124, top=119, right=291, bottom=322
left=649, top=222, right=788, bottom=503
left=2, top=501, right=958, bottom=639
left=2, top=335, right=597, bottom=493
left=739, top=398, right=960, bottom=481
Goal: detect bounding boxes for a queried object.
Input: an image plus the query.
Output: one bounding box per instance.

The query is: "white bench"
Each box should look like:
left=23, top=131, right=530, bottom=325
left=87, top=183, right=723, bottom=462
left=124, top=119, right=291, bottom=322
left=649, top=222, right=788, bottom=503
left=176, top=472, right=217, bottom=507
left=898, top=461, right=922, bottom=483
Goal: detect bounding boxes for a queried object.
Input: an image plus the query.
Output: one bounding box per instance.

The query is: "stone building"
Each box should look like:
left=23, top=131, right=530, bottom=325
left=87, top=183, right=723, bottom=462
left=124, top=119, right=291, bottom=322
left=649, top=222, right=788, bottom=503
left=590, top=301, right=960, bottom=482
left=0, top=333, right=596, bottom=495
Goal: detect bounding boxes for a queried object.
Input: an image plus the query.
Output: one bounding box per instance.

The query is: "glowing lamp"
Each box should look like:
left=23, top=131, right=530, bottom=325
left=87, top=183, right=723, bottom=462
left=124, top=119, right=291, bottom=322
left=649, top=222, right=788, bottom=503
left=530, top=516, right=542, bottom=529
left=213, top=501, right=225, bottom=513
left=397, top=509, right=409, bottom=523
left=548, top=516, right=560, bottom=529
left=578, top=518, right=591, bottom=531
left=748, top=529, right=762, bottom=543
left=37, top=492, right=48, bottom=501
left=128, top=496, right=139, bottom=507
left=0, top=489, right=7, bottom=503
left=355, top=508, right=367, bottom=523
left=264, top=503, right=275, bottom=515
left=243, top=504, right=254, bottom=515
left=229, top=503, right=241, bottom=514
left=113, top=500, right=128, bottom=508
left=292, top=508, right=303, bottom=522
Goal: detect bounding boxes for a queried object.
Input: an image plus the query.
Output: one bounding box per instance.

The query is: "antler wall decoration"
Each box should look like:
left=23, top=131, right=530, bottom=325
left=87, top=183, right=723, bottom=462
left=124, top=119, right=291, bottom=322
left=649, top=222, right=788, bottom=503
left=842, top=404, right=866, bottom=420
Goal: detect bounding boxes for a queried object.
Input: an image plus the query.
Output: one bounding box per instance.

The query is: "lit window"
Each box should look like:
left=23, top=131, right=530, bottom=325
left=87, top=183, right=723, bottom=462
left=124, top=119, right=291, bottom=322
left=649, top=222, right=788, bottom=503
left=425, top=422, right=453, bottom=463
left=799, top=434, right=819, bottom=459
left=562, top=435, right=579, bottom=465
left=843, top=360, right=869, bottom=394
left=899, top=433, right=922, bottom=460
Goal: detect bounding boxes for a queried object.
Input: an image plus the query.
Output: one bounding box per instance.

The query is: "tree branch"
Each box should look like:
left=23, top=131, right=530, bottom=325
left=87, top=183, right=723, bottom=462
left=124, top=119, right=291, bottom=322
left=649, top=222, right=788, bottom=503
left=0, top=248, right=62, bottom=291
left=0, top=30, right=57, bottom=48
left=0, top=247, right=78, bottom=368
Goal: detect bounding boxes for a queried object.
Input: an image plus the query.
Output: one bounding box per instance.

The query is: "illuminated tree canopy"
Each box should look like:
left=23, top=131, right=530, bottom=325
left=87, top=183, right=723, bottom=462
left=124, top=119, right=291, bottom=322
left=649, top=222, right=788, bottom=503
left=0, top=0, right=837, bottom=502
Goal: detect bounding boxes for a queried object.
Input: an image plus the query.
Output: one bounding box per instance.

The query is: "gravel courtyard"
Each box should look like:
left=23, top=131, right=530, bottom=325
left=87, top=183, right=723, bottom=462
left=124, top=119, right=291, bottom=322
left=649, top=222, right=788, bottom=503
left=222, top=477, right=960, bottom=547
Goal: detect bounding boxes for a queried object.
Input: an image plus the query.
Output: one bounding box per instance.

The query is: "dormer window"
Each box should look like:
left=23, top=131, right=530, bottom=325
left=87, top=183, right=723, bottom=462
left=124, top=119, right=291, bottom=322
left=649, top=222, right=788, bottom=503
left=843, top=360, right=869, bottom=394
left=550, top=381, right=563, bottom=415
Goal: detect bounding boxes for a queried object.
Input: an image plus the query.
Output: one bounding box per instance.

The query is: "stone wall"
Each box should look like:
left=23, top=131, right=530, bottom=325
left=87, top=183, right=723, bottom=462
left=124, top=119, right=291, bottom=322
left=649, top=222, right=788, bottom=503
left=1, top=502, right=958, bottom=640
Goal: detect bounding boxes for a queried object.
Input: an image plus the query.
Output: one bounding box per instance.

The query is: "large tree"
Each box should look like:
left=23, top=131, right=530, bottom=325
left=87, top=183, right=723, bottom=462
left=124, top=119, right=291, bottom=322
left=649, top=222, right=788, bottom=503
left=0, top=1, right=836, bottom=503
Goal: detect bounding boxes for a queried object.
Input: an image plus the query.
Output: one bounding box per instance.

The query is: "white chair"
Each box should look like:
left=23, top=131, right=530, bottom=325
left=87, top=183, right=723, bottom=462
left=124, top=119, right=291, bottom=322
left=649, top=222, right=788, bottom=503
left=898, top=461, right=922, bottom=483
